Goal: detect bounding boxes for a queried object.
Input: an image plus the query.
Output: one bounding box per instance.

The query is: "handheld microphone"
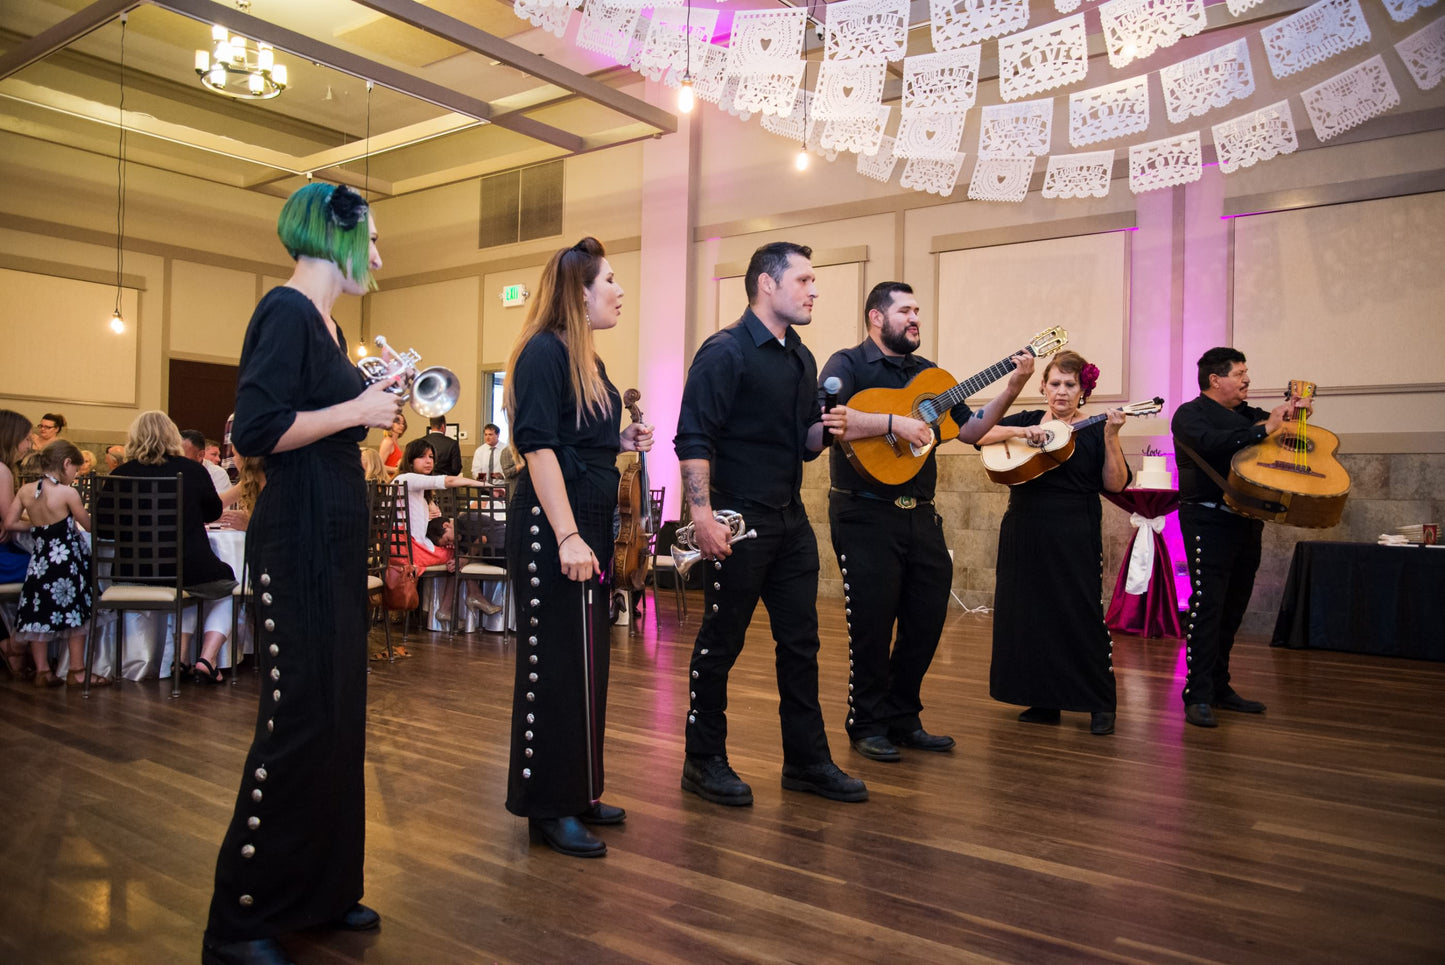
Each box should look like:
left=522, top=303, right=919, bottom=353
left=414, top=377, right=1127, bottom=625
left=822, top=376, right=842, bottom=448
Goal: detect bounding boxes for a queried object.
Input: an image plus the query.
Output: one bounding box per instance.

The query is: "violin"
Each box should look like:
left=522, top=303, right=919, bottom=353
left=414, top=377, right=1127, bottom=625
left=613, top=389, right=654, bottom=596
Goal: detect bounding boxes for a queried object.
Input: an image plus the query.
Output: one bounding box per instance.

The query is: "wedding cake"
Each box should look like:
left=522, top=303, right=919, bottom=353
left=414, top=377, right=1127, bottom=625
left=1135, top=455, right=1173, bottom=490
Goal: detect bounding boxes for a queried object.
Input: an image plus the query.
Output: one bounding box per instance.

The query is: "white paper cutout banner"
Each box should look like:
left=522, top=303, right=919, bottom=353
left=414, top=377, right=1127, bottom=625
left=1262, top=0, right=1372, bottom=79
left=576, top=0, right=641, bottom=60
left=969, top=156, right=1036, bottom=201
left=761, top=88, right=817, bottom=140
left=1302, top=54, right=1402, bottom=140
left=857, top=135, right=901, bottom=181
left=903, top=47, right=982, bottom=113
left=822, top=105, right=892, bottom=155
left=1381, top=0, right=1440, bottom=23
left=900, top=152, right=968, bottom=195
left=733, top=63, right=807, bottom=117
left=1056, top=0, right=1084, bottom=11
left=998, top=14, right=1090, bottom=101
left=980, top=98, right=1055, bottom=156
left=825, top=0, right=912, bottom=62
left=1043, top=150, right=1116, bottom=198
left=632, top=7, right=719, bottom=81
left=514, top=0, right=578, bottom=37
left=1070, top=75, right=1150, bottom=147
left=930, top=0, right=1031, bottom=51
left=1212, top=100, right=1299, bottom=173
left=1099, top=0, right=1207, bottom=69
left=728, top=8, right=807, bottom=76
left=1128, top=131, right=1202, bottom=192
left=1226, top=0, right=1269, bottom=14
left=1160, top=38, right=1255, bottom=123
left=894, top=111, right=968, bottom=158
left=692, top=44, right=732, bottom=105
left=1395, top=15, right=1445, bottom=89
left=813, top=59, right=888, bottom=120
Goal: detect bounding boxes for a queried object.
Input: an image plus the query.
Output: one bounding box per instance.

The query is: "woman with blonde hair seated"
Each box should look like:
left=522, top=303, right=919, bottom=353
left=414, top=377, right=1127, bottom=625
left=359, top=447, right=386, bottom=484
left=109, top=410, right=237, bottom=684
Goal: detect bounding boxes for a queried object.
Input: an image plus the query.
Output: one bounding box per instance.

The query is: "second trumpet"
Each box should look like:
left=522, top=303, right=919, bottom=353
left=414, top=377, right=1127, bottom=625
left=670, top=510, right=758, bottom=576
left=357, top=335, right=459, bottom=418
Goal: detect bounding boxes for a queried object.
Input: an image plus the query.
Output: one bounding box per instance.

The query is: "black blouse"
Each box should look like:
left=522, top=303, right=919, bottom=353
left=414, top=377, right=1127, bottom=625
left=994, top=410, right=1130, bottom=497
left=511, top=331, right=622, bottom=500
left=1171, top=394, right=1269, bottom=505
left=232, top=286, right=367, bottom=459
left=109, top=455, right=234, bottom=586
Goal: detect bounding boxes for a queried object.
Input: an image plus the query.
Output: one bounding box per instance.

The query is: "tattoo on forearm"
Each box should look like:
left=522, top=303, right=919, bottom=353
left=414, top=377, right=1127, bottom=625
left=681, top=463, right=710, bottom=508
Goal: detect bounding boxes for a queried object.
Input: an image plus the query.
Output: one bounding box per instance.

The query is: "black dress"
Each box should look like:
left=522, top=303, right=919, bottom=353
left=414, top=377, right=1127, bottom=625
left=205, top=286, right=370, bottom=943
left=989, top=411, right=1125, bottom=714
left=505, top=331, right=621, bottom=819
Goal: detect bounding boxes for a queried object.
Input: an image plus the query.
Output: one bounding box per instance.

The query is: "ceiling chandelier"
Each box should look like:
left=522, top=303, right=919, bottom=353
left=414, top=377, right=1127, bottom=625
left=194, top=24, right=288, bottom=100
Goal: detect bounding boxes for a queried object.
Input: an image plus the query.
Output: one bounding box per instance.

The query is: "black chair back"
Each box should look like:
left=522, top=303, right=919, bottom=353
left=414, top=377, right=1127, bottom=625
left=92, top=474, right=187, bottom=588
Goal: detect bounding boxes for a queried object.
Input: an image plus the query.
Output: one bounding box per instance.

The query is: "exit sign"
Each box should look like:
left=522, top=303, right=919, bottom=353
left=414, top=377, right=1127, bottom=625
left=501, top=284, right=529, bottom=307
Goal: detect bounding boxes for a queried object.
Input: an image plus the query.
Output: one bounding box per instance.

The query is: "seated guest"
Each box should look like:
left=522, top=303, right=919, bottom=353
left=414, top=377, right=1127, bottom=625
left=181, top=428, right=233, bottom=496
left=78, top=450, right=97, bottom=476
left=216, top=455, right=266, bottom=531
left=379, top=412, right=406, bottom=479
left=204, top=439, right=222, bottom=466
left=110, top=411, right=237, bottom=684
left=360, top=447, right=386, bottom=484
left=104, top=445, right=127, bottom=472
left=0, top=410, right=34, bottom=677
left=31, top=412, right=65, bottom=450
left=392, top=438, right=486, bottom=621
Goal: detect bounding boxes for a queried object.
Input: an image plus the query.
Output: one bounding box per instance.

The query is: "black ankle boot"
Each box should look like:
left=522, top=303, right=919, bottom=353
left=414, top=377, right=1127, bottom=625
left=529, top=816, right=607, bottom=857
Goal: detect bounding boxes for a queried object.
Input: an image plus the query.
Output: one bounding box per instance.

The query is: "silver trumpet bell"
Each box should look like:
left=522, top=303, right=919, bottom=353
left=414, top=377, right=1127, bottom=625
left=670, top=509, right=758, bottom=576
left=357, top=335, right=460, bottom=418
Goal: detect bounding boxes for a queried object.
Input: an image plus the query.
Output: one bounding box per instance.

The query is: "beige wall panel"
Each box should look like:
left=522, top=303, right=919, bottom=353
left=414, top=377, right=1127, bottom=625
left=1232, top=192, right=1445, bottom=391
left=0, top=268, right=138, bottom=404
left=481, top=264, right=542, bottom=370
left=169, top=261, right=256, bottom=360
left=937, top=233, right=1128, bottom=403
left=368, top=276, right=481, bottom=444
left=713, top=262, right=863, bottom=367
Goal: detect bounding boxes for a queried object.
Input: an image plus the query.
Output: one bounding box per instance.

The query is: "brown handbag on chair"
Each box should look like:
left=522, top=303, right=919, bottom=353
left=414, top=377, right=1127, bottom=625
left=383, top=563, right=419, bottom=611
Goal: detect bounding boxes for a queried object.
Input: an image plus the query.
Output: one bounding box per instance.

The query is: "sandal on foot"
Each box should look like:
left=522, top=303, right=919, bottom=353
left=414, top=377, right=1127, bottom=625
left=192, top=657, right=223, bottom=685
left=67, top=670, right=111, bottom=688
left=35, top=671, right=65, bottom=688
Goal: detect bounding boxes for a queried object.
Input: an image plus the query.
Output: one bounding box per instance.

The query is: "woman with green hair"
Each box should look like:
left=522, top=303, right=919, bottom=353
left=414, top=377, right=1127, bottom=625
left=202, top=182, right=400, bottom=965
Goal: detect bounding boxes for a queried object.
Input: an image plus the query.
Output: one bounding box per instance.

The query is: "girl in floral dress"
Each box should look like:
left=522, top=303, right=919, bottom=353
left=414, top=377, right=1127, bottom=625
left=1, top=440, right=104, bottom=688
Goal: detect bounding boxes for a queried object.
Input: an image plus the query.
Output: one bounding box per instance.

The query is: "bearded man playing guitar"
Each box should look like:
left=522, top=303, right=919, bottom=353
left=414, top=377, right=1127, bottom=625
left=1173, top=347, right=1310, bottom=729
left=820, top=282, right=1035, bottom=762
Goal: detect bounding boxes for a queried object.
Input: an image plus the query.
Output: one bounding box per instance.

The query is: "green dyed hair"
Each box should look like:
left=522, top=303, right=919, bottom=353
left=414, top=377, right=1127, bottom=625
left=276, top=183, right=375, bottom=290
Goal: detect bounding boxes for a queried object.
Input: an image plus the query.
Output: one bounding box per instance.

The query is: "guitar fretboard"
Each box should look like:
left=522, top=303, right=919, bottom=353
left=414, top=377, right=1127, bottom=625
left=921, top=351, right=1028, bottom=420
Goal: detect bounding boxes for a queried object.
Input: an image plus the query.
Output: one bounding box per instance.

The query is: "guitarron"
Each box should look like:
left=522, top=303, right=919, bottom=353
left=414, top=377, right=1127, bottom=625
left=980, top=397, right=1164, bottom=486
left=1225, top=380, right=1350, bottom=528
left=841, top=326, right=1069, bottom=487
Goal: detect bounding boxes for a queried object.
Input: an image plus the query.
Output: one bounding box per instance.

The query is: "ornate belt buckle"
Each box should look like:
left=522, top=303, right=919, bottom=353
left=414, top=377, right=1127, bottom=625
left=894, top=496, right=917, bottom=510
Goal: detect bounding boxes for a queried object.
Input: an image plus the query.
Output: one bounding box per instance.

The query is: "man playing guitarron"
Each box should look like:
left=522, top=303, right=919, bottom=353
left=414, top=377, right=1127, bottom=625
left=820, top=281, right=1034, bottom=761
left=1173, top=347, right=1311, bottom=728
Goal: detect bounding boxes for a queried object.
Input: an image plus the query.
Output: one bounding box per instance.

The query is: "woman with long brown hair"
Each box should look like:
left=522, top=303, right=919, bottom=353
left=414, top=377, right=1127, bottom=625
left=975, top=350, right=1130, bottom=735
left=502, top=237, right=651, bottom=858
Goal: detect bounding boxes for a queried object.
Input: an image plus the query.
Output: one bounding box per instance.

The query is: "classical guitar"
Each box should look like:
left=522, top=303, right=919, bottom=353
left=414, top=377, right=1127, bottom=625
left=980, top=397, right=1165, bottom=486
left=1225, top=380, right=1350, bottom=528
left=841, top=326, right=1069, bottom=487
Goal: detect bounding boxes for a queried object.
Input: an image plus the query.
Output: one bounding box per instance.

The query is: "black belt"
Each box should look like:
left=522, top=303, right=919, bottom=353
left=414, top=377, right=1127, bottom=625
left=830, top=487, right=932, bottom=510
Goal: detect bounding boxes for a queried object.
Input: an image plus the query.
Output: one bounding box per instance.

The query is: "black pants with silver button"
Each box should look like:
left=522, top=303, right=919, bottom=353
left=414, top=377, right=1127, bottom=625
left=1179, top=505, right=1263, bottom=707
left=684, top=500, right=832, bottom=767
left=504, top=476, right=613, bottom=819
left=828, top=493, right=952, bottom=741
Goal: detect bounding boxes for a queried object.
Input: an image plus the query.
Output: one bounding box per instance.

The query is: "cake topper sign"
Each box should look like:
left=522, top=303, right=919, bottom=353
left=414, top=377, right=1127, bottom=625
left=1142, top=444, right=1166, bottom=457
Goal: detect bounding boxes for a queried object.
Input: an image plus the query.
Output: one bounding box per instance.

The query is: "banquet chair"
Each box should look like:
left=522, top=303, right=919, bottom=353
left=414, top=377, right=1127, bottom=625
left=228, top=536, right=255, bottom=681
left=451, top=488, right=508, bottom=637
left=84, top=474, right=204, bottom=698
left=651, top=519, right=688, bottom=622
left=367, top=481, right=398, bottom=662
left=382, top=481, right=442, bottom=640
left=73, top=474, right=99, bottom=514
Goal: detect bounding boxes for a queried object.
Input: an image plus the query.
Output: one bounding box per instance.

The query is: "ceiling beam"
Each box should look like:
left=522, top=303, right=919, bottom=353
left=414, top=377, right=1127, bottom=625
left=146, top=0, right=586, bottom=152
left=349, top=0, right=676, bottom=135
left=0, top=0, right=139, bottom=81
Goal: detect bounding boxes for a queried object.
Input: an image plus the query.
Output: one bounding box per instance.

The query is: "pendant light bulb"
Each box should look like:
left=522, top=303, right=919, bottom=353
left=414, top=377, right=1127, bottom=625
left=109, top=310, right=125, bottom=334
left=795, top=148, right=810, bottom=171
left=678, top=76, right=695, bottom=114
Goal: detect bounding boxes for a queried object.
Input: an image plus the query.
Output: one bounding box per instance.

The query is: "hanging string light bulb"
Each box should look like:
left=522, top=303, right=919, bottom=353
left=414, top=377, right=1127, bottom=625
left=678, top=0, right=694, bottom=113
left=110, top=14, right=129, bottom=335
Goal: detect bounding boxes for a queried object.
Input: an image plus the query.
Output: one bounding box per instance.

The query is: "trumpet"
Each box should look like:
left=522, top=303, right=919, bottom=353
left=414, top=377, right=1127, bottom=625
left=670, top=510, right=757, bottom=576
left=358, top=336, right=460, bottom=418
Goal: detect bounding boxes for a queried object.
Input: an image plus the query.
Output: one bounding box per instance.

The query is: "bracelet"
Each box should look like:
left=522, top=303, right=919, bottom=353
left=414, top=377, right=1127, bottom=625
left=559, top=531, right=581, bottom=548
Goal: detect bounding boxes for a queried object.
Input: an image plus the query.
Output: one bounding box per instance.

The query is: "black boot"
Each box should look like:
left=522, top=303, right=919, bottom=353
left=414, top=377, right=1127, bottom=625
left=201, top=938, right=295, bottom=965
left=529, top=816, right=607, bottom=857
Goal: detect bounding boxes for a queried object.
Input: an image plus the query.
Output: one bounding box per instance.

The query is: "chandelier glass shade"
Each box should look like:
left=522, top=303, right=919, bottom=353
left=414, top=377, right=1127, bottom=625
left=195, top=25, right=287, bottom=99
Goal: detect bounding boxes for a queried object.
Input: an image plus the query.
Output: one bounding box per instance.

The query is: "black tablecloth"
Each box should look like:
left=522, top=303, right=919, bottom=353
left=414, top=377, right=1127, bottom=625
left=1271, top=541, right=1445, bottom=661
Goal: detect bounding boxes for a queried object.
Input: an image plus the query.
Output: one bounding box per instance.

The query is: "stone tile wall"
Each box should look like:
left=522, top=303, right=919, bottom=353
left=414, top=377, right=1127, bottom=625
left=809, top=451, right=1445, bottom=638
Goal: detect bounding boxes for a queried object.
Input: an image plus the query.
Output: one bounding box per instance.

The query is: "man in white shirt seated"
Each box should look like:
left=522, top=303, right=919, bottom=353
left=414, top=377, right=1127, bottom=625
left=181, top=428, right=233, bottom=497
left=469, top=423, right=517, bottom=500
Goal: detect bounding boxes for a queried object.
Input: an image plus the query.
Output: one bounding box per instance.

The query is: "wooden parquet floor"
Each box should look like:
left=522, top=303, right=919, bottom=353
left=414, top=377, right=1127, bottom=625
left=1, top=596, right=1443, bottom=964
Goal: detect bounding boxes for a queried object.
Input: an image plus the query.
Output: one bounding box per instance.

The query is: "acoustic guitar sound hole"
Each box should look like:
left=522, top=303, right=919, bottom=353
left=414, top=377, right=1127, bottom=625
left=1278, top=433, right=1315, bottom=454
